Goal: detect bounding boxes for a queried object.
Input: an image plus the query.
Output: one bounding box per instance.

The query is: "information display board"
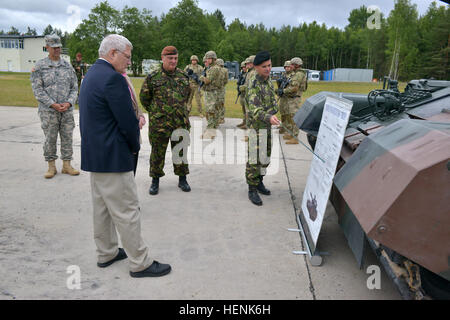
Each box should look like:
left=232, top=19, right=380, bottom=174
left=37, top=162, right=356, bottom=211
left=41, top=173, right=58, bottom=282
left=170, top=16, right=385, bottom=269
left=300, top=96, right=353, bottom=254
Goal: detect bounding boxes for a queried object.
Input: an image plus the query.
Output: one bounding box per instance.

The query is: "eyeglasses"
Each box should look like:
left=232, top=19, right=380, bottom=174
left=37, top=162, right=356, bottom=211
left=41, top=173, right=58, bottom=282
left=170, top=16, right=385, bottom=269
left=117, top=50, right=131, bottom=61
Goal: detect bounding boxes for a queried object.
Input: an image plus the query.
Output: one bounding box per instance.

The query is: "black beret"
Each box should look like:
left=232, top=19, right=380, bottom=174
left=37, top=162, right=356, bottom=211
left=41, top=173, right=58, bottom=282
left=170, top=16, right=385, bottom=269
left=253, top=51, right=271, bottom=66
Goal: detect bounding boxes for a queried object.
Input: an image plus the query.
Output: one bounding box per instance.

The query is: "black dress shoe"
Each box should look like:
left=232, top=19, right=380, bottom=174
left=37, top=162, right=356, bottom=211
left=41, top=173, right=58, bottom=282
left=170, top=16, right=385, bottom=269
left=129, top=260, right=172, bottom=278
left=257, top=178, right=271, bottom=195
left=97, top=248, right=127, bottom=268
left=248, top=186, right=263, bottom=206
left=178, top=176, right=191, bottom=192
left=149, top=178, right=159, bottom=195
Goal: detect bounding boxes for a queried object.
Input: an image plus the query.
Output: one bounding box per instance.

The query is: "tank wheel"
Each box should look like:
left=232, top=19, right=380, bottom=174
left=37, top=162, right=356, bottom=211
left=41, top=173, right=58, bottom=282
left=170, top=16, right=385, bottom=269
left=419, top=266, right=450, bottom=300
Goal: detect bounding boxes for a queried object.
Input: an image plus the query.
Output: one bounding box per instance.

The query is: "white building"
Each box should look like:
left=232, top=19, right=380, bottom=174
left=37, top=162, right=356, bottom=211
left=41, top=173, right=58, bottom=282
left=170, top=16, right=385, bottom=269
left=141, top=59, right=161, bottom=75
left=0, top=35, right=70, bottom=72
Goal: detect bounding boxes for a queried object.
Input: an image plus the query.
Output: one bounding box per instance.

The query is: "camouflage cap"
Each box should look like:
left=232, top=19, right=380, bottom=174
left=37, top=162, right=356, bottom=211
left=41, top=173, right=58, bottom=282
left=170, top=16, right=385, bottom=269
left=216, top=58, right=224, bottom=66
left=244, top=57, right=252, bottom=65
left=241, top=61, right=246, bottom=68
left=291, top=57, right=303, bottom=66
left=284, top=60, right=291, bottom=67
left=45, top=34, right=62, bottom=48
left=248, top=55, right=256, bottom=63
left=190, top=55, right=199, bottom=61
left=205, top=51, right=217, bottom=59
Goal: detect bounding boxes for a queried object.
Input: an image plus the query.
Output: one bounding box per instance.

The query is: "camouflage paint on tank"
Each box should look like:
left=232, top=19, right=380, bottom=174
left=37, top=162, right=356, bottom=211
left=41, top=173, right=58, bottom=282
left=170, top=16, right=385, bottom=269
left=334, top=119, right=450, bottom=280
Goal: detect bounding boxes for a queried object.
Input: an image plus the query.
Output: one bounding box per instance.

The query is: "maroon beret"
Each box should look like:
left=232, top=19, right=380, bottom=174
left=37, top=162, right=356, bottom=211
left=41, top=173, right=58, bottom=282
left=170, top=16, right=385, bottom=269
left=161, top=46, right=178, bottom=56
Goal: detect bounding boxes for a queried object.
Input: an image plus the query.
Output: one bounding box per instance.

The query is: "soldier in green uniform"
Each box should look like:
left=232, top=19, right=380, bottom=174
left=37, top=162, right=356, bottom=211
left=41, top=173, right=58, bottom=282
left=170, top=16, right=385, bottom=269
left=245, top=51, right=280, bottom=206
left=139, top=46, right=192, bottom=195
left=71, top=52, right=86, bottom=94
left=239, top=55, right=256, bottom=128
left=184, top=55, right=204, bottom=116
left=216, top=58, right=228, bottom=124
left=236, top=61, right=247, bottom=129
left=200, top=51, right=223, bottom=139
left=277, top=60, right=292, bottom=134
left=31, top=34, right=80, bottom=179
left=280, top=57, right=307, bottom=144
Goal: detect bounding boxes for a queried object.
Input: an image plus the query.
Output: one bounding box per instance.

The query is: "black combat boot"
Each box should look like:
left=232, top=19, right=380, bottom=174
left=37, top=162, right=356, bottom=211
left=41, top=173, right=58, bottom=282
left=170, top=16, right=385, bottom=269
left=149, top=177, right=159, bottom=195
left=178, top=176, right=191, bottom=192
left=257, top=176, right=271, bottom=195
left=248, top=185, right=263, bottom=206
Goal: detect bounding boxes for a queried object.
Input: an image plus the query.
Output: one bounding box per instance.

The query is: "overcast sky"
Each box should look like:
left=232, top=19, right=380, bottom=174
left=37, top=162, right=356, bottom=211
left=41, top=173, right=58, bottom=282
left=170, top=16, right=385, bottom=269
left=0, top=0, right=445, bottom=34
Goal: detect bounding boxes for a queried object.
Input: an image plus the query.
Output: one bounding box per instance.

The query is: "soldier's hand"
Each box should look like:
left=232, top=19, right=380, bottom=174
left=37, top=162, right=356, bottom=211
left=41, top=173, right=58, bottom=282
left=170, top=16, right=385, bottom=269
left=200, top=76, right=210, bottom=85
left=60, top=102, right=71, bottom=112
left=51, top=103, right=62, bottom=112
left=270, top=115, right=280, bottom=126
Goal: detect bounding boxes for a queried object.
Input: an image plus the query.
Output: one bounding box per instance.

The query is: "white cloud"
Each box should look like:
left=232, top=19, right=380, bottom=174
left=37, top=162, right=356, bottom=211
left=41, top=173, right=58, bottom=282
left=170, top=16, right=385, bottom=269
left=0, top=0, right=440, bottom=34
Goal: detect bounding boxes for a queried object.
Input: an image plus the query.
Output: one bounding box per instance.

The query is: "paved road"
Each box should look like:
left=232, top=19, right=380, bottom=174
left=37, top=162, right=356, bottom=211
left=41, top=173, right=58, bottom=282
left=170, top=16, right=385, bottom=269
left=0, top=106, right=400, bottom=299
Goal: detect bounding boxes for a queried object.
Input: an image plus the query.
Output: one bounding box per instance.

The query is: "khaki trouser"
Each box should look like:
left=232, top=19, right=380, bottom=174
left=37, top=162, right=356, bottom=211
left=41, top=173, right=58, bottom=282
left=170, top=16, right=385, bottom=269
left=90, top=171, right=153, bottom=272
left=187, top=83, right=203, bottom=114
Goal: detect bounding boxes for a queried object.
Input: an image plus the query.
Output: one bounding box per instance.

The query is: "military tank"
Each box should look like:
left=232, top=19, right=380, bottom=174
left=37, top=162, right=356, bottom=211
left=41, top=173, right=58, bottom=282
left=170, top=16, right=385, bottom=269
left=294, top=78, right=450, bottom=300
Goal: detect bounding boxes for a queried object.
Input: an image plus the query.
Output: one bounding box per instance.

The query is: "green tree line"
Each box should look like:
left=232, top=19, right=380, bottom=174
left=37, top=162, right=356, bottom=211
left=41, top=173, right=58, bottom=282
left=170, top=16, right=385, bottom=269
left=2, top=0, right=449, bottom=80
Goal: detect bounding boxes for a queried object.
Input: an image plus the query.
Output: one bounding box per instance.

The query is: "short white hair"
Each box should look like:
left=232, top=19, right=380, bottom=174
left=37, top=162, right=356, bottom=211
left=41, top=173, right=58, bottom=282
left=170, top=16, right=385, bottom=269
left=98, top=34, right=132, bottom=57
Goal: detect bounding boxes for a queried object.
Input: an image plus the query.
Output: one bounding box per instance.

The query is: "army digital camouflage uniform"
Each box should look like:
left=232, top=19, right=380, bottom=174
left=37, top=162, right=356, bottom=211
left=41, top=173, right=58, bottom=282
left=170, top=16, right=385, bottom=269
left=202, top=61, right=223, bottom=129
left=282, top=68, right=307, bottom=138
left=184, top=63, right=204, bottom=114
left=245, top=72, right=278, bottom=186
left=71, top=59, right=87, bottom=92
left=139, top=63, right=191, bottom=178
left=31, top=57, right=78, bottom=162
left=218, top=64, right=228, bottom=122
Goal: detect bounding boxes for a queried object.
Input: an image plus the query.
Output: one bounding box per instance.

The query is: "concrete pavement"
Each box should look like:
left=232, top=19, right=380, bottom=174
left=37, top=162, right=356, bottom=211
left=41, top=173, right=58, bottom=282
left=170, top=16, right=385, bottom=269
left=0, top=106, right=400, bottom=299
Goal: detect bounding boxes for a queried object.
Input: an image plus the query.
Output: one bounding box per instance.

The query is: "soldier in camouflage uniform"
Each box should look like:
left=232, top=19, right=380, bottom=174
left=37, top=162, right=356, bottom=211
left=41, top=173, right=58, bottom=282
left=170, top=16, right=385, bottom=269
left=30, top=34, right=79, bottom=179
left=71, top=52, right=87, bottom=95
left=236, top=61, right=247, bottom=129
left=216, top=58, right=228, bottom=124
left=277, top=60, right=293, bottom=134
left=139, top=46, right=192, bottom=195
left=245, top=51, right=280, bottom=206
left=184, top=55, right=204, bottom=116
left=280, top=57, right=307, bottom=144
left=200, top=51, right=223, bottom=139
left=239, top=55, right=256, bottom=129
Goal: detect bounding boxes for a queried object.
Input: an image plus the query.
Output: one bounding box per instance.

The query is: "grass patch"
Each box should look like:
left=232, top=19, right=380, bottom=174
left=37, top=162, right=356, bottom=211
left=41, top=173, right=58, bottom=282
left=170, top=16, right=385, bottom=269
left=1, top=72, right=405, bottom=118
left=0, top=72, right=37, bottom=107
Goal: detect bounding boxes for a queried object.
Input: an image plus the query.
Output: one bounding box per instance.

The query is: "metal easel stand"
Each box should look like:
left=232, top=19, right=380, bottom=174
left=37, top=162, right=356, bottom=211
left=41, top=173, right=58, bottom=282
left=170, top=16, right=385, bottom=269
left=286, top=214, right=329, bottom=267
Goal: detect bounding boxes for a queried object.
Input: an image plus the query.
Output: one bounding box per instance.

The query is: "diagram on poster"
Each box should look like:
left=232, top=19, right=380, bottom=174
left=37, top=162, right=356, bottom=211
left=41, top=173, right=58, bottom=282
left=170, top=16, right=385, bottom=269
left=301, top=96, right=353, bottom=249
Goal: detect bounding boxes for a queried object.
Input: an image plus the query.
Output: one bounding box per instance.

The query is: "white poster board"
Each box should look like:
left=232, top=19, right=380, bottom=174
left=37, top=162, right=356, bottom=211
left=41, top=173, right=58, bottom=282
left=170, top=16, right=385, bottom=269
left=300, top=96, right=353, bottom=250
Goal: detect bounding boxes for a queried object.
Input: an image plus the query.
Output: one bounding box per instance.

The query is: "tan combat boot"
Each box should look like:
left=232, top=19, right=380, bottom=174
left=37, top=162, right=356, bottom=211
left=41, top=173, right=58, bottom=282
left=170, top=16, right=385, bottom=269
left=283, top=134, right=292, bottom=140
left=62, top=160, right=80, bottom=176
left=44, top=160, right=57, bottom=179
left=286, top=137, right=299, bottom=144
